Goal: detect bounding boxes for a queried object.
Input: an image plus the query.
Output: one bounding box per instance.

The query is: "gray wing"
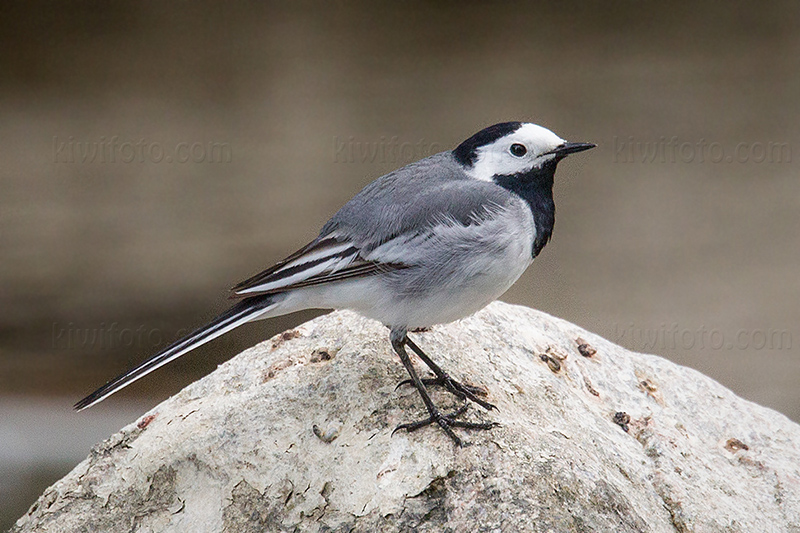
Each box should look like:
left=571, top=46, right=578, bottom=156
left=231, top=152, right=516, bottom=297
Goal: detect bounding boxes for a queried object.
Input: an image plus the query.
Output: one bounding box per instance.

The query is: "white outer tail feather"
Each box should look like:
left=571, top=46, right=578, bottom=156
left=74, top=298, right=279, bottom=411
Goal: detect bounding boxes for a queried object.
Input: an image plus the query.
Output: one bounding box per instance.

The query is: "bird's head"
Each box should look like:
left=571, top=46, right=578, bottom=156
left=453, top=122, right=595, bottom=182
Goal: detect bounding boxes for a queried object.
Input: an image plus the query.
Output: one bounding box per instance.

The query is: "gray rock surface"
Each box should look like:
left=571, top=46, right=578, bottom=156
left=12, top=302, right=800, bottom=532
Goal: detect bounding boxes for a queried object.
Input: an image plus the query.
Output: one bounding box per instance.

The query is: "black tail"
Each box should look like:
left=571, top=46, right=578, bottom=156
left=74, top=296, right=276, bottom=411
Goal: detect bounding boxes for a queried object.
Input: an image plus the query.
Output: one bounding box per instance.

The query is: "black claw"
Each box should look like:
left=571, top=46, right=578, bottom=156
left=395, top=378, right=414, bottom=391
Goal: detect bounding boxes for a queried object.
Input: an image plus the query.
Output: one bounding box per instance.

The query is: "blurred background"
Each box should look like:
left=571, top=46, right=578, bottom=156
left=1, top=0, right=798, bottom=528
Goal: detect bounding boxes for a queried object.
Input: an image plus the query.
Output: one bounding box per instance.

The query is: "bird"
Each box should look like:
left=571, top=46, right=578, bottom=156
left=75, top=122, right=595, bottom=446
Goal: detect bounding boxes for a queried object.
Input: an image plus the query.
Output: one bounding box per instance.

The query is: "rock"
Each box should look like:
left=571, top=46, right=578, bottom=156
left=12, top=302, right=800, bottom=532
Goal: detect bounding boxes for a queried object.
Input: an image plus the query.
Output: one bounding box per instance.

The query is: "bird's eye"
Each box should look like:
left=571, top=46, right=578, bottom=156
left=510, top=143, right=527, bottom=157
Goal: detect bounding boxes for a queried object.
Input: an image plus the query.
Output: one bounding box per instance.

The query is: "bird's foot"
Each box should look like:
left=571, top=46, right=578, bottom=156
left=396, top=374, right=496, bottom=411
left=392, top=403, right=499, bottom=447
left=390, top=330, right=499, bottom=446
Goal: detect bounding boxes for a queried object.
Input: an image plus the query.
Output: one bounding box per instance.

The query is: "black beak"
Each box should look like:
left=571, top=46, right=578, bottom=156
left=546, top=142, right=596, bottom=158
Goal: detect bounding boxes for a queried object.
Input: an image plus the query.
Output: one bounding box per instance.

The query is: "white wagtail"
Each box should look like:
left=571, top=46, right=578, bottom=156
left=76, top=122, right=594, bottom=445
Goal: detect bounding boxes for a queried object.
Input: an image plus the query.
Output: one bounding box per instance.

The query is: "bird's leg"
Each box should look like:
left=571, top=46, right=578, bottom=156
left=396, top=336, right=496, bottom=411
left=390, top=329, right=497, bottom=446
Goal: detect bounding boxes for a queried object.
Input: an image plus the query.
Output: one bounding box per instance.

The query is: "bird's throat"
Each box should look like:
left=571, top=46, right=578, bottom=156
left=492, top=161, right=557, bottom=258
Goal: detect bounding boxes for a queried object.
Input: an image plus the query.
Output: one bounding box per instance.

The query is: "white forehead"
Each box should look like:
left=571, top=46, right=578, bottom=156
left=511, top=123, right=565, bottom=154
left=467, top=123, right=565, bottom=181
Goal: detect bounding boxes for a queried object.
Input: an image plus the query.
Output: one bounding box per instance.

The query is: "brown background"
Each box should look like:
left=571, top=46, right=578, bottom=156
left=1, top=1, right=798, bottom=528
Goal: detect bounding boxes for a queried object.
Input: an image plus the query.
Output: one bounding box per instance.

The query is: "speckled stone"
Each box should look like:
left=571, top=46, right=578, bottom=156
left=12, top=302, right=800, bottom=532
